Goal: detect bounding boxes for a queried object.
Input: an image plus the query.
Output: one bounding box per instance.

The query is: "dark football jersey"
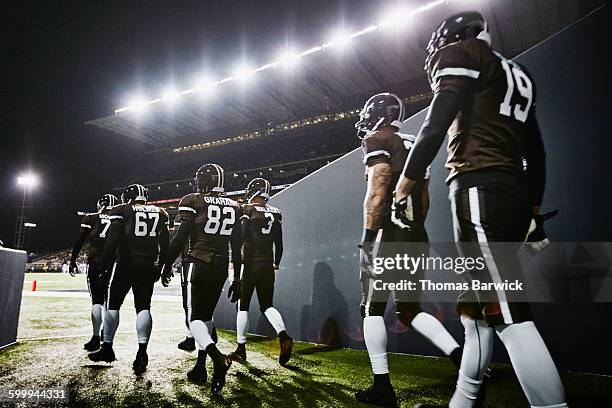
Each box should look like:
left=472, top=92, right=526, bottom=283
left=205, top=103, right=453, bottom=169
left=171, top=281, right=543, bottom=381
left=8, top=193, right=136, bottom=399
left=178, top=193, right=241, bottom=263
left=109, top=203, right=169, bottom=260
left=242, top=204, right=282, bottom=264
left=362, top=127, right=429, bottom=223
left=80, top=208, right=112, bottom=258
left=427, top=38, right=536, bottom=182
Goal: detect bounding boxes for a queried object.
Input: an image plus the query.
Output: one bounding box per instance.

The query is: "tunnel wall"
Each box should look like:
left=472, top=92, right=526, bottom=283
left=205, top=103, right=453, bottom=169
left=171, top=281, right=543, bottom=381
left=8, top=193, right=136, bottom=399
left=0, top=248, right=27, bottom=349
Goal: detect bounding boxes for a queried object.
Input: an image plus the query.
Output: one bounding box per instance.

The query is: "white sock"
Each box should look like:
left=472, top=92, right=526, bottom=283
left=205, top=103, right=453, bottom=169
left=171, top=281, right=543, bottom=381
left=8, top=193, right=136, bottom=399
left=411, top=312, right=460, bottom=356
left=450, top=373, right=483, bottom=408
left=237, top=311, right=249, bottom=344
left=136, top=310, right=152, bottom=344
left=190, top=319, right=214, bottom=349
left=91, top=304, right=105, bottom=336
left=363, top=316, right=388, bottom=374
left=449, top=315, right=493, bottom=408
left=185, top=329, right=193, bottom=338
left=264, top=307, right=286, bottom=334
left=103, top=310, right=119, bottom=343
left=496, top=321, right=566, bottom=407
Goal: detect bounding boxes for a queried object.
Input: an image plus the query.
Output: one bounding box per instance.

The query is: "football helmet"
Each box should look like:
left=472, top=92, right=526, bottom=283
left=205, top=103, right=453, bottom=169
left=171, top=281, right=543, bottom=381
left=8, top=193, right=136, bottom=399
left=97, top=194, right=118, bottom=211
left=355, top=93, right=405, bottom=138
left=245, top=178, right=271, bottom=203
left=121, top=184, right=148, bottom=203
left=195, top=163, right=224, bottom=194
left=425, top=11, right=489, bottom=81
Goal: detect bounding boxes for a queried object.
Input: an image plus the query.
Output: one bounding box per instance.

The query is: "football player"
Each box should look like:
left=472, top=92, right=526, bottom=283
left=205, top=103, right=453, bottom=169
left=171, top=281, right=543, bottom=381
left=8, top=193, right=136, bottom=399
left=394, top=12, right=566, bottom=408
left=88, top=184, right=169, bottom=376
left=161, top=163, right=242, bottom=394
left=230, top=178, right=293, bottom=365
left=356, top=93, right=462, bottom=407
left=69, top=193, right=117, bottom=351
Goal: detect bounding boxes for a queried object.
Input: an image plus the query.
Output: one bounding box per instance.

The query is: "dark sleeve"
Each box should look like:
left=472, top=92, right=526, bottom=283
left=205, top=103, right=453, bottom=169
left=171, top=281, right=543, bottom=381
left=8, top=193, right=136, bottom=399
left=362, top=131, right=391, bottom=167
left=239, top=205, right=251, bottom=242
left=272, top=212, right=283, bottom=266
left=524, top=110, right=546, bottom=207
left=428, top=39, right=482, bottom=96
left=230, top=207, right=243, bottom=280
left=101, top=207, right=124, bottom=269
left=402, top=91, right=462, bottom=180
left=70, top=215, right=91, bottom=264
left=165, top=218, right=192, bottom=267
left=157, top=211, right=170, bottom=266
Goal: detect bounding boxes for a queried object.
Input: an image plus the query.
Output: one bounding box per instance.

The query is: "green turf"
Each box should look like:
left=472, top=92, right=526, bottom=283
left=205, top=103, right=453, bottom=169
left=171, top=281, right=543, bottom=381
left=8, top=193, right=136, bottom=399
left=2, top=274, right=611, bottom=407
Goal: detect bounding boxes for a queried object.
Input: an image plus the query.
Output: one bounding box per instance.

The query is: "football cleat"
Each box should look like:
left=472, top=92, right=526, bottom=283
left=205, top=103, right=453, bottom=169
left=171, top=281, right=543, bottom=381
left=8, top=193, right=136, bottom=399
left=83, top=335, right=101, bottom=351
left=355, top=384, right=398, bottom=408
left=230, top=343, right=247, bottom=362
left=210, top=354, right=232, bottom=395
left=279, top=335, right=294, bottom=366
left=187, top=364, right=207, bottom=383
left=177, top=336, right=196, bottom=352
left=132, top=350, right=148, bottom=376
left=88, top=343, right=115, bottom=363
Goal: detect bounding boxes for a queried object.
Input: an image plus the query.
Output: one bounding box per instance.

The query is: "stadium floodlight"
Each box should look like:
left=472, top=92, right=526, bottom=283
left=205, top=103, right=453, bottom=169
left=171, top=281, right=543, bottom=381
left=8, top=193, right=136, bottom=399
left=277, top=49, right=301, bottom=67
left=324, top=29, right=352, bottom=49
left=162, top=88, right=181, bottom=105
left=233, top=64, right=256, bottom=83
left=17, top=173, right=39, bottom=188
left=113, top=0, right=456, bottom=113
left=128, top=96, right=149, bottom=113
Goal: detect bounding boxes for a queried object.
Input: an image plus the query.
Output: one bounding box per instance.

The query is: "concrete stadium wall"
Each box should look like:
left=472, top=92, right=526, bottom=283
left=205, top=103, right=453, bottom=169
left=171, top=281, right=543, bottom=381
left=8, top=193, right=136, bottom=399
left=214, top=5, right=612, bottom=374
left=0, top=248, right=27, bottom=349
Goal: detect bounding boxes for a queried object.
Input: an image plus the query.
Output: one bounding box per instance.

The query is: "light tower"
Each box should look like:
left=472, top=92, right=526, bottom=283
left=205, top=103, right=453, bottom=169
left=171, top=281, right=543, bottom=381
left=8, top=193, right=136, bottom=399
left=14, top=173, right=39, bottom=250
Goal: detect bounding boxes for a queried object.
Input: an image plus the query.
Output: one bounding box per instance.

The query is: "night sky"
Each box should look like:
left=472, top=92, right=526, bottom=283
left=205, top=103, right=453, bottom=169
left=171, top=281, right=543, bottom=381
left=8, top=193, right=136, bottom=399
left=2, top=0, right=379, bottom=252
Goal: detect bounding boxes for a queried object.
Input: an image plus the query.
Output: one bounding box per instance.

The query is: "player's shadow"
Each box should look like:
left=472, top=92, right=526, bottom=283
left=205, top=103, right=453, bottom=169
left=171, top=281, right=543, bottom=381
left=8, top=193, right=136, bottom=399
left=299, top=262, right=349, bottom=349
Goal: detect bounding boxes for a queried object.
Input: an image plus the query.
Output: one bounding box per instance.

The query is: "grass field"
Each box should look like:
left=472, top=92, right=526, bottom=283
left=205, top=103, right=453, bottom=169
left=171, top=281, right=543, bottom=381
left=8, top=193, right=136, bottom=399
left=1, top=273, right=611, bottom=407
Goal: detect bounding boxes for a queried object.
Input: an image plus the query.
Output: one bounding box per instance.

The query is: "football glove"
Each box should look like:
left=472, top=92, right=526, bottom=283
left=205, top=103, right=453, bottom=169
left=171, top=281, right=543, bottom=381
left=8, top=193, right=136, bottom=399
left=69, top=262, right=78, bottom=277
left=228, top=281, right=241, bottom=303
left=359, top=241, right=378, bottom=280
left=391, top=195, right=414, bottom=230
left=161, top=264, right=174, bottom=287
left=525, top=210, right=558, bottom=254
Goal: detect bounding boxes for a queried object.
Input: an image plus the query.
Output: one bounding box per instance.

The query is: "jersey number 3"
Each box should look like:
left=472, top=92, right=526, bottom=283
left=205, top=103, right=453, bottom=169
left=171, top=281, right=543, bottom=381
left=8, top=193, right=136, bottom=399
left=204, top=205, right=235, bottom=235
left=499, top=59, right=533, bottom=123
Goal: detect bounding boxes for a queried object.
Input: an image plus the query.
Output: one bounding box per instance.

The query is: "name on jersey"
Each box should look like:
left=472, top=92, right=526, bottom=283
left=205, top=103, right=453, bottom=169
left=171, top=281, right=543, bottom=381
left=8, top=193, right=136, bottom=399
left=203, top=196, right=237, bottom=206
left=133, top=205, right=160, bottom=213
left=252, top=205, right=280, bottom=213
